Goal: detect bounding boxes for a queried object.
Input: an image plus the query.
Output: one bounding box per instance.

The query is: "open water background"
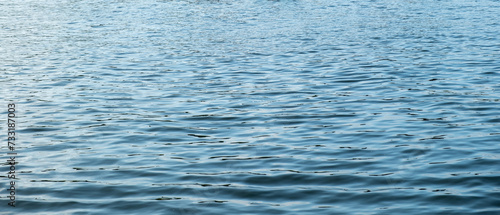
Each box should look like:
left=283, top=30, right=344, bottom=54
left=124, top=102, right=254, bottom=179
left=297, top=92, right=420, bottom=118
left=1, top=0, right=500, bottom=214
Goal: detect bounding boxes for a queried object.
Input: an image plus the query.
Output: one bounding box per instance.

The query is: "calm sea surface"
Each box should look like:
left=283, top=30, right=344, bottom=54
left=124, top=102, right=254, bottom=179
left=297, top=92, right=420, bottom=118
left=1, top=0, right=500, bottom=214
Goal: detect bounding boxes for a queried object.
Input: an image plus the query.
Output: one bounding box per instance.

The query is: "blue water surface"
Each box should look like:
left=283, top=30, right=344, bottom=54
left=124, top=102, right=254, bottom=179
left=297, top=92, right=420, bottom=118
left=1, top=0, right=500, bottom=214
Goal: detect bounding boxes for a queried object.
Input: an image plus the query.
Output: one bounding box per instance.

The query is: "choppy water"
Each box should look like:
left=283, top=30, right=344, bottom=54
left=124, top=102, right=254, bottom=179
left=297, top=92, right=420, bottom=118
left=1, top=0, right=500, bottom=214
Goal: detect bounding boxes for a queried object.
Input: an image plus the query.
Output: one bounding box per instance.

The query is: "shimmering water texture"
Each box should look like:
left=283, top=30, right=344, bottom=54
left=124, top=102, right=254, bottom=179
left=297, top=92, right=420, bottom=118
left=1, top=0, right=500, bottom=214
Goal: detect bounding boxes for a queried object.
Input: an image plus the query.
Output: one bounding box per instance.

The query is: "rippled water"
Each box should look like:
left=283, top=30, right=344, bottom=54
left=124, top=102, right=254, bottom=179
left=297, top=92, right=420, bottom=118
left=1, top=0, right=500, bottom=214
